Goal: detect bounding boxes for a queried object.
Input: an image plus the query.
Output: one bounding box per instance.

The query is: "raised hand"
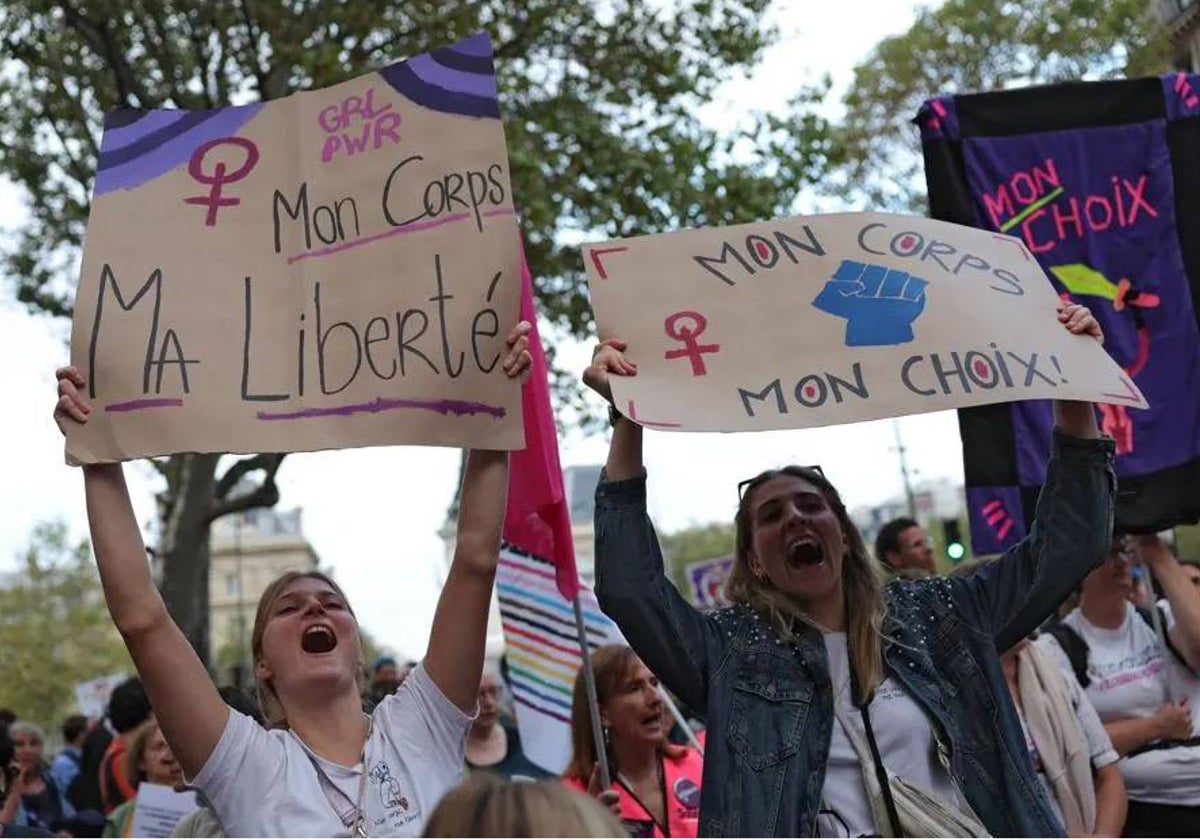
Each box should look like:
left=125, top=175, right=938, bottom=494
left=1057, top=301, right=1104, bottom=343
left=502, top=321, right=533, bottom=384
left=812, top=259, right=928, bottom=347
left=54, top=366, right=91, bottom=435
left=583, top=339, right=638, bottom=406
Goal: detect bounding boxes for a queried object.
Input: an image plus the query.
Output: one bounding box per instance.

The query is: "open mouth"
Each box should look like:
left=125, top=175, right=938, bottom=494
left=786, top=539, right=825, bottom=569
left=641, top=710, right=663, bottom=728
left=301, top=623, right=338, bottom=654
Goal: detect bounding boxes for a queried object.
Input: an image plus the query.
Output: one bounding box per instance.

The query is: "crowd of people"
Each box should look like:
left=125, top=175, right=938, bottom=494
left=1, top=301, right=1196, bottom=838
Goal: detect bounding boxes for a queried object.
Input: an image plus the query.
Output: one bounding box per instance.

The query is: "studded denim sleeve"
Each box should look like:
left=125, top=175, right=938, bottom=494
left=946, top=431, right=1116, bottom=652
left=593, top=468, right=728, bottom=716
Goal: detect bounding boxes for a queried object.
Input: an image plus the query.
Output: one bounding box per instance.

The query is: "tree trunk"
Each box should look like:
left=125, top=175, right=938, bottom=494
left=158, top=452, right=221, bottom=666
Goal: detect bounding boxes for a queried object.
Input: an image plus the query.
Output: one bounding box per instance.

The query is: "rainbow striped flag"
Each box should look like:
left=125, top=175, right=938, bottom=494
left=497, top=544, right=625, bottom=774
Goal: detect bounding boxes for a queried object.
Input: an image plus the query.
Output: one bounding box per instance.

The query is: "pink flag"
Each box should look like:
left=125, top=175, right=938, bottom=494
left=503, top=258, right=580, bottom=601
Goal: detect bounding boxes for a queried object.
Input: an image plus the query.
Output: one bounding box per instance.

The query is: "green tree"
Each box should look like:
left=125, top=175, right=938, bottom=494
left=659, top=521, right=736, bottom=597
left=0, top=1, right=837, bottom=664
left=836, top=0, right=1171, bottom=212
left=0, top=522, right=133, bottom=731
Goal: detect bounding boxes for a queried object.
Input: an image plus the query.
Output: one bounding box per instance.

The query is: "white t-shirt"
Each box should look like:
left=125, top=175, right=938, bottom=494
left=1039, top=604, right=1200, bottom=806
left=191, top=663, right=471, bottom=836
left=816, top=633, right=966, bottom=838
left=1013, top=661, right=1118, bottom=825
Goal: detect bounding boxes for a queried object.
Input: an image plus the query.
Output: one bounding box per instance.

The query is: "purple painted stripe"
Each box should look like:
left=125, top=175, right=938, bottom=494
left=287, top=211, right=478, bottom=264
left=256, top=396, right=506, bottom=421
left=106, top=398, right=184, bottom=412
left=453, top=32, right=495, bottom=57
left=483, top=206, right=516, bottom=218
left=102, top=109, right=192, bottom=151
left=95, top=103, right=264, bottom=195
left=407, top=54, right=498, bottom=99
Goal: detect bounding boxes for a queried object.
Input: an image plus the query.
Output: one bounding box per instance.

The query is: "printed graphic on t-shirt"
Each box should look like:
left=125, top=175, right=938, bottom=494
left=1087, top=645, right=1163, bottom=692
left=368, top=760, right=418, bottom=831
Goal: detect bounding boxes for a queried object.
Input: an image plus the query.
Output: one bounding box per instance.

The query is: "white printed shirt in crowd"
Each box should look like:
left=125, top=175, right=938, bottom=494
left=190, top=663, right=471, bottom=836
left=1038, top=603, right=1200, bottom=806
left=1013, top=668, right=1119, bottom=826
left=816, top=632, right=969, bottom=838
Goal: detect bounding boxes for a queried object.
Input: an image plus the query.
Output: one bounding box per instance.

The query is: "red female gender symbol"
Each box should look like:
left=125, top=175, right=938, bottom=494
left=663, top=310, right=721, bottom=376
left=184, top=136, right=261, bottom=226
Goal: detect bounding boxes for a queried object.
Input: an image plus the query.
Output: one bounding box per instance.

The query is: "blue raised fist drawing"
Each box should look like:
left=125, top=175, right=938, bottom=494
left=812, top=260, right=929, bottom=347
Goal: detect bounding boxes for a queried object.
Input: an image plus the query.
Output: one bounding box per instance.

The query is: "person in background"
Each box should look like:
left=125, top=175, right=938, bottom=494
left=952, top=559, right=1126, bottom=835
left=422, top=774, right=624, bottom=837
left=1039, top=534, right=1200, bottom=836
left=0, top=713, right=14, bottom=737
left=873, top=517, right=935, bottom=575
left=49, top=716, right=88, bottom=802
left=464, top=666, right=549, bottom=781
left=364, top=656, right=402, bottom=712
left=102, top=720, right=186, bottom=838
left=3, top=722, right=74, bottom=833
left=71, top=678, right=151, bottom=815
left=563, top=645, right=703, bottom=838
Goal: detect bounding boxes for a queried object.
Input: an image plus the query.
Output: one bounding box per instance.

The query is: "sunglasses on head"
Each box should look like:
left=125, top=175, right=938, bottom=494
left=738, top=465, right=825, bottom=501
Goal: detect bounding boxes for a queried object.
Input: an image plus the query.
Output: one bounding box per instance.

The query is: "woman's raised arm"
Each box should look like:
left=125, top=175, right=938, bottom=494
left=55, top=366, right=228, bottom=780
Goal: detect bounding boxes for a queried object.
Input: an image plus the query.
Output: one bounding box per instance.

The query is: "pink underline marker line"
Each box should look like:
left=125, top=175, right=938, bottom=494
left=288, top=210, right=484, bottom=265
left=483, top=207, right=517, bottom=218
left=105, top=398, right=184, bottom=412
left=256, top=396, right=506, bottom=422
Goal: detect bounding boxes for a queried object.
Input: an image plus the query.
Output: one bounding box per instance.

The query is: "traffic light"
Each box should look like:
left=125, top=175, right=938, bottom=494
left=942, top=518, right=966, bottom=562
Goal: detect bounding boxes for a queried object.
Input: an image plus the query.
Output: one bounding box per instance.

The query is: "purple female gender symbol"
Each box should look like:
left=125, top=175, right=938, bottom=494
left=663, top=310, right=721, bottom=376
left=184, top=136, right=261, bottom=226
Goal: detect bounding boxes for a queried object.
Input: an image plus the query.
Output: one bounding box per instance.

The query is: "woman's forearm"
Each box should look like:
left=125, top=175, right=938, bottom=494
left=604, top=415, right=643, bottom=482
left=1091, top=763, right=1127, bottom=837
left=1053, top=400, right=1100, bottom=440
left=84, top=463, right=169, bottom=636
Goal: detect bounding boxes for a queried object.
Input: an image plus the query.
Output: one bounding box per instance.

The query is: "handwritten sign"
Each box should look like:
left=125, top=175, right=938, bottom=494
left=73, top=672, right=127, bottom=719
left=129, top=784, right=198, bottom=838
left=585, top=212, right=1146, bottom=432
left=685, top=556, right=733, bottom=610
left=67, top=33, right=523, bottom=463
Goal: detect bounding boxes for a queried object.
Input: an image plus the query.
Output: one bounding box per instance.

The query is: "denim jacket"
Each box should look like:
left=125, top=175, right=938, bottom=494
left=594, top=432, right=1115, bottom=837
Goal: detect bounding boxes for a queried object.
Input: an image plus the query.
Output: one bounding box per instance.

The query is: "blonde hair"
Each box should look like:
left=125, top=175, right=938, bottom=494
left=124, top=718, right=160, bottom=786
left=727, top=466, right=888, bottom=705
left=250, top=570, right=365, bottom=728
left=422, top=774, right=625, bottom=837
left=564, top=644, right=685, bottom=782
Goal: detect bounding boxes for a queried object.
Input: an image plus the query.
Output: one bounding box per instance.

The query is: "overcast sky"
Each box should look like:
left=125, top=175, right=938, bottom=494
left=0, top=0, right=953, bottom=660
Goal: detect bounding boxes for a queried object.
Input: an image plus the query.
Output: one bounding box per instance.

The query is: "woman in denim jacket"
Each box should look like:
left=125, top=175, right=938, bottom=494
left=584, top=302, right=1115, bottom=837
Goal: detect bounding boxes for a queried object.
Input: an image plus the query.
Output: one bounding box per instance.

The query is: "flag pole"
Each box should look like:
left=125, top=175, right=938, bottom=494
left=573, top=596, right=611, bottom=788
left=658, top=686, right=703, bottom=755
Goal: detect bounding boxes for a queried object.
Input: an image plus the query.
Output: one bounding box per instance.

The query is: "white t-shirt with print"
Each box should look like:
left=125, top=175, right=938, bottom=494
left=816, top=632, right=967, bottom=838
left=191, top=663, right=471, bottom=836
left=1039, top=604, right=1200, bottom=806
left=1013, top=659, right=1118, bottom=826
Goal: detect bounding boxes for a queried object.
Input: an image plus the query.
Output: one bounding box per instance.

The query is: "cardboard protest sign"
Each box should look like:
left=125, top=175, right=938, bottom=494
left=68, top=33, right=523, bottom=464
left=920, top=76, right=1200, bottom=553
left=130, top=783, right=198, bottom=838
left=73, top=672, right=127, bottom=719
left=585, top=212, right=1145, bottom=432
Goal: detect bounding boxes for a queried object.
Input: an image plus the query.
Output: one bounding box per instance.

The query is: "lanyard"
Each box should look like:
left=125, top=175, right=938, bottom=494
left=303, top=717, right=372, bottom=837
left=616, top=757, right=669, bottom=838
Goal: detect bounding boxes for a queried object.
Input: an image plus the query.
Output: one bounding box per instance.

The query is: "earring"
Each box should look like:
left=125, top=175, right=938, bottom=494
left=603, top=724, right=611, bottom=747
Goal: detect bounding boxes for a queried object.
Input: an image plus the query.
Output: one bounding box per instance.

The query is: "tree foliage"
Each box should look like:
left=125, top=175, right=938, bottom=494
left=0, top=1, right=836, bottom=663
left=836, top=0, right=1171, bottom=212
left=0, top=522, right=133, bottom=731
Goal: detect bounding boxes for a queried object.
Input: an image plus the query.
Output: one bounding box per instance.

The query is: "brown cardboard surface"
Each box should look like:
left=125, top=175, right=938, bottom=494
left=68, top=36, right=523, bottom=463
left=585, top=212, right=1146, bottom=432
